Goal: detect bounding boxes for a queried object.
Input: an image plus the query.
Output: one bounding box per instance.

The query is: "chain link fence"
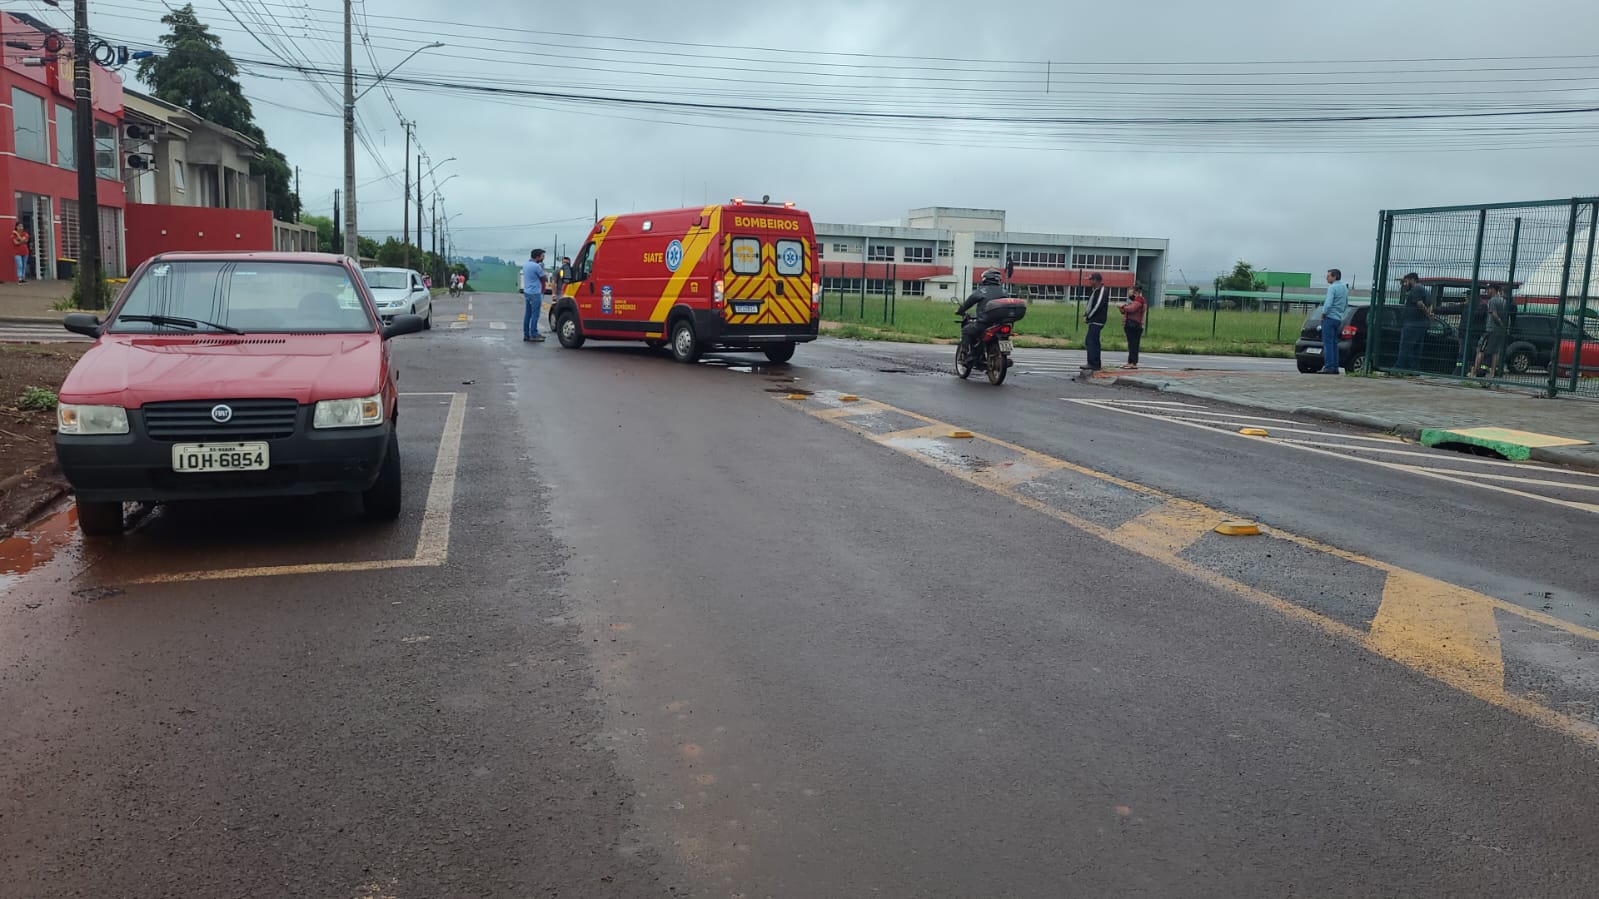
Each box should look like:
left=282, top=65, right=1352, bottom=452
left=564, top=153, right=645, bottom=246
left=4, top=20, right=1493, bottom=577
left=1371, top=197, right=1599, bottom=397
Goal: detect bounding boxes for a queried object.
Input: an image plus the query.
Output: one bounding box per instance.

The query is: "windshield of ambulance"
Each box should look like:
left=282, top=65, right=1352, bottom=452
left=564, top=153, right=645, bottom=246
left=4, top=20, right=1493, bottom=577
left=109, top=261, right=375, bottom=334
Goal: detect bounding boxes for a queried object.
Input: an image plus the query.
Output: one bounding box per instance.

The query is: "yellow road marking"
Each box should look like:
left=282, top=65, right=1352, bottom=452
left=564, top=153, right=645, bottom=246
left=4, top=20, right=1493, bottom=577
left=792, top=391, right=1599, bottom=750
left=125, top=392, right=468, bottom=584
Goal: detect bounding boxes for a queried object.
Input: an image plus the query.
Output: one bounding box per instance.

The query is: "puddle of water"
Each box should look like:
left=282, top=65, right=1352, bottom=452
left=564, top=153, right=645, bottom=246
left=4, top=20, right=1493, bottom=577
left=0, top=504, right=81, bottom=595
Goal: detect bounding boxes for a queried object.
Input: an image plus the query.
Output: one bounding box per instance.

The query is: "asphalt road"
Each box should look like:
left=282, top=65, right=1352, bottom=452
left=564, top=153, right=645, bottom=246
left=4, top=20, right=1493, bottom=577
left=3, top=291, right=1597, bottom=898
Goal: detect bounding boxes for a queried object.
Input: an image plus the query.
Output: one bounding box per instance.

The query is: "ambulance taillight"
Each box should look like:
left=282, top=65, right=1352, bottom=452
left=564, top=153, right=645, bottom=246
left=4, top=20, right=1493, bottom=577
left=811, top=281, right=821, bottom=315
left=714, top=279, right=725, bottom=308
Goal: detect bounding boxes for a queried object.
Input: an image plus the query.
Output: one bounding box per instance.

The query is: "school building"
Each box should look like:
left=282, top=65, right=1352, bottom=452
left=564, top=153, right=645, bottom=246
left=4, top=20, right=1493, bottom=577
left=814, top=207, right=1170, bottom=304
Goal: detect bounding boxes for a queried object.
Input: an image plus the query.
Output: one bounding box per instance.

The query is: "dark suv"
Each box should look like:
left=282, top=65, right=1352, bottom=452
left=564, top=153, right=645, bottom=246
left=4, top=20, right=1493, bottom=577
left=1294, top=304, right=1460, bottom=374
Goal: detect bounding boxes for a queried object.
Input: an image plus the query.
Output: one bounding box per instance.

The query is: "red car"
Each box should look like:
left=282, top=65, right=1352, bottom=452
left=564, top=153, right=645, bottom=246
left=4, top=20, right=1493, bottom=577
left=53, top=252, right=425, bottom=536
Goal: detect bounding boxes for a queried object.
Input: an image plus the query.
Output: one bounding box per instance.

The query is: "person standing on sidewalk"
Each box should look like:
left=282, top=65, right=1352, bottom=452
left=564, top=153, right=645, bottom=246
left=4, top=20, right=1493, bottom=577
left=1394, top=272, right=1434, bottom=370
left=1317, top=268, right=1350, bottom=373
left=521, top=249, right=548, bottom=342
left=1118, top=285, right=1147, bottom=369
left=12, top=222, right=31, bottom=283
left=1471, top=284, right=1509, bottom=377
left=1083, top=273, right=1109, bottom=370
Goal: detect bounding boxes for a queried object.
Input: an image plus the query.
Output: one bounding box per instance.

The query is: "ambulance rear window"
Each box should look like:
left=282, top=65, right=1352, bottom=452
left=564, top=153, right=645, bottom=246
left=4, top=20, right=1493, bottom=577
left=776, top=239, right=805, bottom=276
left=731, top=237, right=761, bottom=275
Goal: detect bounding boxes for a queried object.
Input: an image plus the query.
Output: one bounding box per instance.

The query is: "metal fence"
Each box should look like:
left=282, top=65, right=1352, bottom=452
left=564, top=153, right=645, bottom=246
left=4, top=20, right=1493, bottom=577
left=1370, top=197, right=1599, bottom=398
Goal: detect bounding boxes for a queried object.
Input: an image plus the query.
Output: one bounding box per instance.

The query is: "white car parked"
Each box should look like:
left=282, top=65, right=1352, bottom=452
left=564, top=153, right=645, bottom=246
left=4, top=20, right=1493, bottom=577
left=362, top=267, right=433, bottom=330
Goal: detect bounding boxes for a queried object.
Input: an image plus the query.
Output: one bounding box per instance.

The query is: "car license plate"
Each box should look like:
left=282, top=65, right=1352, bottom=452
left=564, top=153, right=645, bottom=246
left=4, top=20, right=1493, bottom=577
left=998, top=339, right=1014, bottom=352
left=732, top=303, right=761, bottom=315
left=1305, top=346, right=1322, bottom=354
left=172, top=442, right=270, bottom=473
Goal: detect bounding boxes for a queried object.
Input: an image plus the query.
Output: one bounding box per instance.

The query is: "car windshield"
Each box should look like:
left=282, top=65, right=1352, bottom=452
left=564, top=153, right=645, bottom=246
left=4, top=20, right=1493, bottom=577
left=363, top=270, right=412, bottom=290
left=109, top=260, right=373, bottom=334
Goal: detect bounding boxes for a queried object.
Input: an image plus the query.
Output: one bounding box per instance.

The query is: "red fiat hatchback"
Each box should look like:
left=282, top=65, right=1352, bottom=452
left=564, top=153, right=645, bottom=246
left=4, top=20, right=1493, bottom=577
left=53, top=252, right=425, bottom=536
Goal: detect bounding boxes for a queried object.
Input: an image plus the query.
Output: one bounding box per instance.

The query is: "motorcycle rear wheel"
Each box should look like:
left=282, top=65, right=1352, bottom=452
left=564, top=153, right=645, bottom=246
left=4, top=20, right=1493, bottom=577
left=986, top=348, right=1008, bottom=385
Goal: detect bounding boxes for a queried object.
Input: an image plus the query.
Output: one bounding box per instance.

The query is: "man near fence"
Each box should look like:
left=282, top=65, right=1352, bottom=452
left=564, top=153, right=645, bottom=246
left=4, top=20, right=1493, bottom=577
left=1471, top=284, right=1509, bottom=377
left=1317, top=269, right=1349, bottom=373
left=1084, top=273, right=1109, bottom=371
left=1394, top=272, right=1434, bottom=370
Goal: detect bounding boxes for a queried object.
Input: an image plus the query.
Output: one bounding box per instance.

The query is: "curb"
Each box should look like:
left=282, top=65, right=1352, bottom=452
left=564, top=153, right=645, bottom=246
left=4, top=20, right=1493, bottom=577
left=0, top=314, right=65, bottom=325
left=1098, top=376, right=1599, bottom=474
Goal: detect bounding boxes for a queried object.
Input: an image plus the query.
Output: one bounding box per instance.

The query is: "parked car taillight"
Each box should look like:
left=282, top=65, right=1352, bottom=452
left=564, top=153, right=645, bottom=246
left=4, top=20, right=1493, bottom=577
left=1341, top=325, right=1358, bottom=339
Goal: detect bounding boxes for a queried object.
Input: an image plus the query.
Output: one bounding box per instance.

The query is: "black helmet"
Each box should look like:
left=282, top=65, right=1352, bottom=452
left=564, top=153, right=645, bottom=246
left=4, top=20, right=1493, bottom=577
left=980, top=268, right=1004, bottom=285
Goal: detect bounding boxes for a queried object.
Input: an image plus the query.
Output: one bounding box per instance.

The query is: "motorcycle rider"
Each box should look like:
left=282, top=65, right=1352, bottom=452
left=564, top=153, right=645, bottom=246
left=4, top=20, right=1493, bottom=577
left=957, top=268, right=1009, bottom=362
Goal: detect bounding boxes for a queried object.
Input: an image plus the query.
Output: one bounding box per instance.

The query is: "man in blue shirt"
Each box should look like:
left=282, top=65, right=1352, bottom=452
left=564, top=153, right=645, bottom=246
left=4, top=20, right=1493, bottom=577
left=521, top=249, right=547, bottom=342
left=1317, top=268, right=1350, bottom=373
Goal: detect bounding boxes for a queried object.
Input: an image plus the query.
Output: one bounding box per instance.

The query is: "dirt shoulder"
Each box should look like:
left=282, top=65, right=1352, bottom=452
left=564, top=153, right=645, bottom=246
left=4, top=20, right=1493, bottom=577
left=1, top=343, right=85, bottom=537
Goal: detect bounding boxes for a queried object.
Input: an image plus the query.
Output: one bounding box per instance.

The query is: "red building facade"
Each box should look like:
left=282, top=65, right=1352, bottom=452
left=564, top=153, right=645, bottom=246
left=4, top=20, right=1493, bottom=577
left=0, top=13, right=126, bottom=281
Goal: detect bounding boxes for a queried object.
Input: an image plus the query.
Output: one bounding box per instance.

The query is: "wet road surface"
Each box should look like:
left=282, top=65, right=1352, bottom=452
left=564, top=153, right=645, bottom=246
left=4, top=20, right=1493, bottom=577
left=3, top=291, right=1597, bottom=898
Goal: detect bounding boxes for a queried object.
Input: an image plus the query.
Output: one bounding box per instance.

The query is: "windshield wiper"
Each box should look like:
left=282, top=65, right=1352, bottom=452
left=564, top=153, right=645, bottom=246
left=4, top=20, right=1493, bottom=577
left=117, top=313, right=245, bottom=335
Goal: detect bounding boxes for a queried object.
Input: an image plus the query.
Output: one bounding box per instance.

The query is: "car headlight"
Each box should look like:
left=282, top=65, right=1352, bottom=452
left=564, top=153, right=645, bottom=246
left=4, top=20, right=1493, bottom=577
left=313, top=394, right=384, bottom=429
left=57, top=403, right=129, bottom=435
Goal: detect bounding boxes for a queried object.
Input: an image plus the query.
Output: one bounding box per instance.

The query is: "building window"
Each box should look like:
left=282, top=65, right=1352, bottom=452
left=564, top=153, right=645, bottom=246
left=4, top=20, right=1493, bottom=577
left=12, top=89, right=47, bottom=163
left=1072, top=252, right=1131, bottom=271
left=865, top=278, right=891, bottom=294
left=937, top=246, right=953, bottom=258
left=60, top=199, right=79, bottom=261
left=973, top=246, right=1002, bottom=260
left=817, top=243, right=824, bottom=258
left=54, top=105, right=75, bottom=169
left=1011, top=250, right=1067, bottom=269
left=831, top=242, right=852, bottom=254
left=172, top=160, right=186, bottom=192
left=903, top=246, right=933, bottom=264
left=901, top=280, right=926, bottom=296
left=1069, top=285, right=1128, bottom=301
left=1017, top=284, right=1066, bottom=300
left=822, top=276, right=863, bottom=293
left=867, top=245, right=894, bottom=262
left=94, top=119, right=117, bottom=179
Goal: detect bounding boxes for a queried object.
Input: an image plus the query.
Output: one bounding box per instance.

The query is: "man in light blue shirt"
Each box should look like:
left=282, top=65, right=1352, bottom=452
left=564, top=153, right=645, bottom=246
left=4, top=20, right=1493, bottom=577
left=1317, top=268, right=1349, bottom=373
left=521, top=249, right=547, bottom=342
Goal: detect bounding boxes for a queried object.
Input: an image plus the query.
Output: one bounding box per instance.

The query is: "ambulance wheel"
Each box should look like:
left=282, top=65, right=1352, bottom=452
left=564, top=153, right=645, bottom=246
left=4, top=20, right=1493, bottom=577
left=557, top=311, right=585, bottom=348
left=670, top=320, right=701, bottom=363
left=763, top=342, right=796, bottom=364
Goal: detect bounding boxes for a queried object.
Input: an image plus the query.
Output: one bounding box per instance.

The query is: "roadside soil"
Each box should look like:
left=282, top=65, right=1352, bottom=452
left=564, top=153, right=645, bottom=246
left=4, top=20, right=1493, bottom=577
left=0, top=343, right=85, bottom=537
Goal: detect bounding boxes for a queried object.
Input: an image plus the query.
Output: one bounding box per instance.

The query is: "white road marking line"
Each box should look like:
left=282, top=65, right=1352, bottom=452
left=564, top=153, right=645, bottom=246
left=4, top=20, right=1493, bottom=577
left=488, top=321, right=506, bottom=330
left=1270, top=438, right=1599, bottom=475
left=449, top=322, right=468, bottom=329
left=1068, top=399, right=1599, bottom=513
left=126, top=392, right=468, bottom=584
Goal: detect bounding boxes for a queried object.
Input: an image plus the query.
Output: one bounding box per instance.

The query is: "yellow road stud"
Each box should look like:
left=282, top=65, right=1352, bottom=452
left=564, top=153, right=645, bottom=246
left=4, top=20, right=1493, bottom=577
left=1214, top=520, right=1262, bottom=536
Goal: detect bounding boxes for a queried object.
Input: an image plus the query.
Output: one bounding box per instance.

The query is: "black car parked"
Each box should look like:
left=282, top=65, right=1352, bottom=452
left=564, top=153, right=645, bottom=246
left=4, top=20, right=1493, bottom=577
left=1294, top=304, right=1460, bottom=374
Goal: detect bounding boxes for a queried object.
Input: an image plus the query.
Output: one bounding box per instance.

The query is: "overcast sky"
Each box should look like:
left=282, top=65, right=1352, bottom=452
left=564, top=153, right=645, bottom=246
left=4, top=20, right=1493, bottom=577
left=86, top=0, right=1599, bottom=282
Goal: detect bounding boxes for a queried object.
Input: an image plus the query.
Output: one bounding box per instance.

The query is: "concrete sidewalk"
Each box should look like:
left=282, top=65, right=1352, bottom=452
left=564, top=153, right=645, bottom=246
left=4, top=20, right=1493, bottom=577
left=0, top=279, right=75, bottom=323
left=1095, top=368, right=1599, bottom=471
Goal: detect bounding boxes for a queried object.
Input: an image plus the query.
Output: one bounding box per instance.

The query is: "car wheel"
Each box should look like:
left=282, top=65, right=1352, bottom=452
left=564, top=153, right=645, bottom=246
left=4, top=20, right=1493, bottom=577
left=1346, top=352, right=1365, bottom=373
left=763, top=342, right=796, bottom=364
left=557, top=311, right=585, bottom=348
left=670, top=320, right=701, bottom=363
left=422, top=306, right=432, bottom=330
left=363, top=429, right=403, bottom=520
left=1296, top=357, right=1320, bottom=373
left=76, top=499, right=123, bottom=537
left=1506, top=349, right=1532, bottom=374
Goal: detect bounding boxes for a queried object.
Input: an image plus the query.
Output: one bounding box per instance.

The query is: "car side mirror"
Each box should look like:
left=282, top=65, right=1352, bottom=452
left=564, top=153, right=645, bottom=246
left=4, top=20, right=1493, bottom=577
left=62, top=312, right=102, bottom=338
left=383, top=313, right=426, bottom=340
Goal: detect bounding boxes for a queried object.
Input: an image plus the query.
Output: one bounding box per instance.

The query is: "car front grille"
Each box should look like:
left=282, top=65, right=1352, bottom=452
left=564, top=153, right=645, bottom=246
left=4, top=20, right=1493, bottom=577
left=143, top=398, right=300, bottom=441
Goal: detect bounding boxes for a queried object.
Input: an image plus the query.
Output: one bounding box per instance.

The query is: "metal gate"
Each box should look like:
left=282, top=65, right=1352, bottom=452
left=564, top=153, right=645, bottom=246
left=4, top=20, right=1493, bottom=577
left=1370, top=197, right=1599, bottom=398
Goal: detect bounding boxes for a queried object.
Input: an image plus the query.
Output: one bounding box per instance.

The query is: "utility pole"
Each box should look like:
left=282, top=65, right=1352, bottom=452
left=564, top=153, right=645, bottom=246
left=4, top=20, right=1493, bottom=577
left=416, top=153, right=422, bottom=256
left=341, top=0, right=357, bottom=258
left=72, top=0, right=102, bottom=307
left=332, top=189, right=341, bottom=253
left=401, top=121, right=411, bottom=269
left=293, top=166, right=300, bottom=221
left=431, top=196, right=438, bottom=276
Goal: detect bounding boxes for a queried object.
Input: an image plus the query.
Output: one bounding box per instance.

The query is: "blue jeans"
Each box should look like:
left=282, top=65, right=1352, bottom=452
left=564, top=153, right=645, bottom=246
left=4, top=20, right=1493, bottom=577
left=1395, top=322, right=1426, bottom=370
left=14, top=255, right=26, bottom=282
left=523, top=291, right=542, bottom=338
left=1321, top=316, right=1341, bottom=370
left=1085, top=322, right=1104, bottom=369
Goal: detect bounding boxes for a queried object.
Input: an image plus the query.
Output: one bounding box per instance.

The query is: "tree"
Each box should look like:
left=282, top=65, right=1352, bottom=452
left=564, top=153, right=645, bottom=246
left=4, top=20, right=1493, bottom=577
left=356, top=236, right=380, bottom=261
left=136, top=4, right=300, bottom=220
left=302, top=214, right=334, bottom=252
left=1218, top=260, right=1268, bottom=293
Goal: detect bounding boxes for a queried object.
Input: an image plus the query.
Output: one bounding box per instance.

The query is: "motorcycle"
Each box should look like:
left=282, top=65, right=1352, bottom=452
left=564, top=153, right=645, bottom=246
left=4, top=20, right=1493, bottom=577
left=954, top=298, right=1027, bottom=385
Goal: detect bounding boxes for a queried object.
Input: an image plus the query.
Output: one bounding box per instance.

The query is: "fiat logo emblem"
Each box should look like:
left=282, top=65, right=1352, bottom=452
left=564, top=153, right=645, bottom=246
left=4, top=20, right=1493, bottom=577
left=210, top=404, right=233, bottom=424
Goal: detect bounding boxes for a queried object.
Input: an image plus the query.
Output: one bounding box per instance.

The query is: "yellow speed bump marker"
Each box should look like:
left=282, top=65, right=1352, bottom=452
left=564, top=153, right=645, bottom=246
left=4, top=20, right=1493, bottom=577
left=1215, top=520, right=1262, bottom=536
left=1239, top=427, right=1270, bottom=437
left=786, top=393, right=809, bottom=400
left=948, top=430, right=975, bottom=439
left=840, top=395, right=860, bottom=402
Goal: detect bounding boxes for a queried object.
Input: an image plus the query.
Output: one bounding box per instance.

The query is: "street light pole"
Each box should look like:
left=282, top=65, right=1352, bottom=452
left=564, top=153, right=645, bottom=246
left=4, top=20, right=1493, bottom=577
left=73, top=0, right=102, bottom=307
left=341, top=0, right=356, bottom=258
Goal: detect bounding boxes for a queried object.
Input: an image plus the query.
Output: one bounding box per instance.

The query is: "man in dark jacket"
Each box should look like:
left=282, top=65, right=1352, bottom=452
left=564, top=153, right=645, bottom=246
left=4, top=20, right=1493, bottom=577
left=957, top=268, right=1009, bottom=362
left=1083, top=273, right=1109, bottom=370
